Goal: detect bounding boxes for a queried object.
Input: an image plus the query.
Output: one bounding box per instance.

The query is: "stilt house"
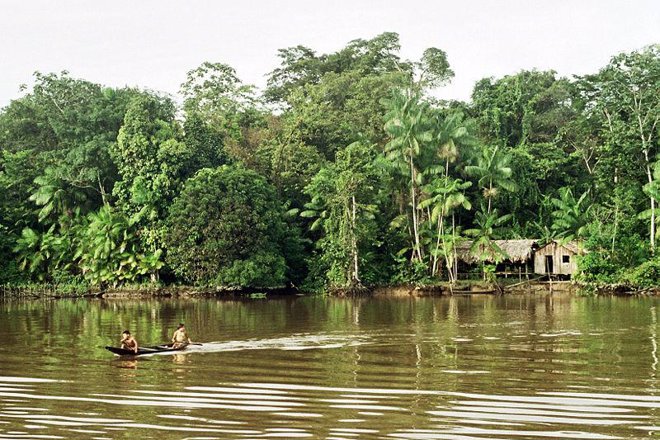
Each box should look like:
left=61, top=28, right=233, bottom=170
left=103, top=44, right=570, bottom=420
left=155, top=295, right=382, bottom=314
left=457, top=239, right=582, bottom=279
left=533, top=240, right=581, bottom=278
left=456, top=239, right=538, bottom=278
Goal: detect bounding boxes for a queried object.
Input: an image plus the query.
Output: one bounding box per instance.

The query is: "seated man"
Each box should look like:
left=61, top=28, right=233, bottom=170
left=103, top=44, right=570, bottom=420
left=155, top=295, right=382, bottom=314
left=120, top=330, right=138, bottom=353
left=171, top=323, right=191, bottom=349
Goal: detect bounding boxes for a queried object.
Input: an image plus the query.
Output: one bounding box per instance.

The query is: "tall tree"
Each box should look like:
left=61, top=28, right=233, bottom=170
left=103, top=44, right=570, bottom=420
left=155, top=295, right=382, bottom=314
left=580, top=45, right=660, bottom=251
left=265, top=32, right=406, bottom=105
left=302, top=141, right=385, bottom=288
left=180, top=62, right=262, bottom=170
left=265, top=33, right=452, bottom=159
left=420, top=110, right=476, bottom=279
left=383, top=90, right=434, bottom=263
left=165, top=166, right=292, bottom=287
left=110, top=93, right=189, bottom=252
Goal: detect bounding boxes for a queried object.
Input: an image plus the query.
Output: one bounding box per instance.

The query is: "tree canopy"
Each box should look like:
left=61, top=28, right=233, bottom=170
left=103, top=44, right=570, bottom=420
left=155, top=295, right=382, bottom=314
left=0, top=36, right=658, bottom=291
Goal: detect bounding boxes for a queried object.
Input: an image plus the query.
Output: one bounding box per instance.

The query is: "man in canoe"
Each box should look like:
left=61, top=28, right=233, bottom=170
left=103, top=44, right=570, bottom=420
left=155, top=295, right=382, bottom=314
left=120, top=330, right=138, bottom=354
left=171, top=323, right=191, bottom=349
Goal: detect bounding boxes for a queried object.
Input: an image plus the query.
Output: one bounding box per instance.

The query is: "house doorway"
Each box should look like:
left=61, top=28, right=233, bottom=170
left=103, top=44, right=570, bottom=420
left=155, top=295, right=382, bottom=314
left=545, top=255, right=554, bottom=274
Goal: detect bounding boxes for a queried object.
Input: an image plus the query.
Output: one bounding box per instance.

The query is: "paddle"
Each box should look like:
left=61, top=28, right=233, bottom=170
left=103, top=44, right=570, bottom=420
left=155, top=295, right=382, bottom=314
left=163, top=342, right=203, bottom=347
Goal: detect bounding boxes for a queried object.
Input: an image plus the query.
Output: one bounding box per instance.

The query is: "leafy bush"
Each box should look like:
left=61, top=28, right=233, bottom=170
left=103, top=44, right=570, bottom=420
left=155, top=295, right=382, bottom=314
left=623, top=257, right=660, bottom=289
left=165, top=165, right=291, bottom=287
left=388, top=255, right=433, bottom=285
left=576, top=220, right=649, bottom=284
left=215, top=251, right=287, bottom=288
left=575, top=252, right=619, bottom=284
left=14, top=225, right=74, bottom=282
left=75, top=206, right=164, bottom=286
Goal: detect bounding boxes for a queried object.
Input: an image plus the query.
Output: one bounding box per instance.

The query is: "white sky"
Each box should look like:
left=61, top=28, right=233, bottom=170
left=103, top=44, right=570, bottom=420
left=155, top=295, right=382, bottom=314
left=1, top=0, right=659, bottom=106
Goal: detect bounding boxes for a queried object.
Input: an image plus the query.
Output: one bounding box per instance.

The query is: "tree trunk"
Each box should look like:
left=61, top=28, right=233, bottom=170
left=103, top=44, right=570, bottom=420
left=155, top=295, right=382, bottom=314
left=97, top=171, right=108, bottom=206
left=447, top=214, right=457, bottom=285
left=644, top=151, right=656, bottom=253
left=612, top=168, right=619, bottom=253
left=409, top=154, right=422, bottom=262
left=634, top=95, right=658, bottom=253
left=351, top=195, right=360, bottom=284
left=432, top=214, right=444, bottom=277
left=452, top=214, right=459, bottom=282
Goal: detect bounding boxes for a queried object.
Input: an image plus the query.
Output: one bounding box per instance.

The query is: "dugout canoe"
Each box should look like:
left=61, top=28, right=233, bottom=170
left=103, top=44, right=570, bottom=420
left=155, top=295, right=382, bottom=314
left=105, top=343, right=189, bottom=356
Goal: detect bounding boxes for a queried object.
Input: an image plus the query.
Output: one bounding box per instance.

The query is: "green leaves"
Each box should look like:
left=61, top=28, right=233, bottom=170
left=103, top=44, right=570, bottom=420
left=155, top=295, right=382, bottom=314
left=550, top=187, right=592, bottom=242
left=302, top=141, right=386, bottom=288
left=14, top=225, right=72, bottom=281
left=417, top=47, right=454, bottom=89
left=464, top=208, right=512, bottom=265
left=421, top=177, right=472, bottom=223
left=165, top=166, right=291, bottom=286
left=2, top=40, right=659, bottom=289
left=383, top=90, right=434, bottom=161
left=465, top=145, right=516, bottom=213
left=29, top=170, right=87, bottom=223
left=578, top=44, right=660, bottom=251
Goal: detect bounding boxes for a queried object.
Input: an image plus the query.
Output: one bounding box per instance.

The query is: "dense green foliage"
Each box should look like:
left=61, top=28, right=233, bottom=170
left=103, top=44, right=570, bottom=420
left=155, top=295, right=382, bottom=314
left=165, top=166, right=289, bottom=287
left=301, top=141, right=388, bottom=288
left=0, top=34, right=658, bottom=290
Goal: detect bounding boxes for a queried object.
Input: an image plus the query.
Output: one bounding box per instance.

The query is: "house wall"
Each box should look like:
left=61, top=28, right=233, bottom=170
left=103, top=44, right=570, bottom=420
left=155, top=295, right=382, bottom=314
left=533, top=242, right=578, bottom=275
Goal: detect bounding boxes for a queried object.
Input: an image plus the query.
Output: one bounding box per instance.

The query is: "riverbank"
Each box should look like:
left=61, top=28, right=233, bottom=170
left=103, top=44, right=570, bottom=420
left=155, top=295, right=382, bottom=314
left=369, top=280, right=573, bottom=297
left=572, top=282, right=660, bottom=296
left=333, top=279, right=660, bottom=297
left=2, top=280, right=658, bottom=299
left=0, top=283, right=299, bottom=299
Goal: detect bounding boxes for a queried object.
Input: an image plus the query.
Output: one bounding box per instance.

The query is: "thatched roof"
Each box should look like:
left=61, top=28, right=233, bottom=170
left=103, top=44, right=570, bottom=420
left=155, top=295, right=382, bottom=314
left=456, top=239, right=538, bottom=264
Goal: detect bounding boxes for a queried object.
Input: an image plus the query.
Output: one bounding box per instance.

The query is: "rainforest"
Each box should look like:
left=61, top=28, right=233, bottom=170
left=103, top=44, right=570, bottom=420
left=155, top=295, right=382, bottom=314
left=0, top=33, right=658, bottom=293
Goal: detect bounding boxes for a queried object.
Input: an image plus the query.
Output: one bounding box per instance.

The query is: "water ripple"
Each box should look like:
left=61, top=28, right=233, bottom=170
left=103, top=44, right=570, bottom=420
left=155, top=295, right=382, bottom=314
left=4, top=377, right=659, bottom=438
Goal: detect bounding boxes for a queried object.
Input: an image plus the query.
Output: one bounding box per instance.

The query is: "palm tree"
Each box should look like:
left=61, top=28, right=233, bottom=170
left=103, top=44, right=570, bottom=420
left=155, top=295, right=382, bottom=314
left=464, top=208, right=512, bottom=280
left=29, top=170, right=88, bottom=223
left=465, top=146, right=515, bottom=214
left=383, top=89, right=433, bottom=263
left=429, top=111, right=478, bottom=280
left=14, top=225, right=71, bottom=281
left=419, top=177, right=471, bottom=278
left=434, top=111, right=478, bottom=175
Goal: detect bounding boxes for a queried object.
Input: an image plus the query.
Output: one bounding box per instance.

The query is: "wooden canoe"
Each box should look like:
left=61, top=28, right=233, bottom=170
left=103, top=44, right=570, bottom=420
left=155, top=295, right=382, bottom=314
left=105, top=343, right=189, bottom=356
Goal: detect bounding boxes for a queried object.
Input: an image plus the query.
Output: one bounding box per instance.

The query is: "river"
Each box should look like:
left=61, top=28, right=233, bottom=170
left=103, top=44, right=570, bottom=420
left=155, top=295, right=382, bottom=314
left=0, top=293, right=658, bottom=439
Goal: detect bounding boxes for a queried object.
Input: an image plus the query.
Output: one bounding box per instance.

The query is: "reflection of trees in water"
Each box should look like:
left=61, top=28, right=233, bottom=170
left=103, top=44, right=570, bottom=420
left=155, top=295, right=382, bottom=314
left=447, top=296, right=458, bottom=323
left=651, top=306, right=657, bottom=378
left=2, top=295, right=660, bottom=393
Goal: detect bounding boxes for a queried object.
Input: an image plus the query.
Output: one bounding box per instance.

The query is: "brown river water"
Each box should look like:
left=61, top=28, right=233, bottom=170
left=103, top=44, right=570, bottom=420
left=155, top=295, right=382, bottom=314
left=0, top=293, right=658, bottom=439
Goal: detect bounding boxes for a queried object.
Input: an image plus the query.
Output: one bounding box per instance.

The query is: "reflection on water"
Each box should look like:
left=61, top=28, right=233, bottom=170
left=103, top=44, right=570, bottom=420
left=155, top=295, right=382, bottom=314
left=113, top=359, right=138, bottom=370
left=0, top=294, right=658, bottom=439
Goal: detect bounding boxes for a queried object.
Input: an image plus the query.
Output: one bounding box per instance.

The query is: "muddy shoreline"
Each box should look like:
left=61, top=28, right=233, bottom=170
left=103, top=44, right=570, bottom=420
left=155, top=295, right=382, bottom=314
left=1, top=281, right=658, bottom=299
